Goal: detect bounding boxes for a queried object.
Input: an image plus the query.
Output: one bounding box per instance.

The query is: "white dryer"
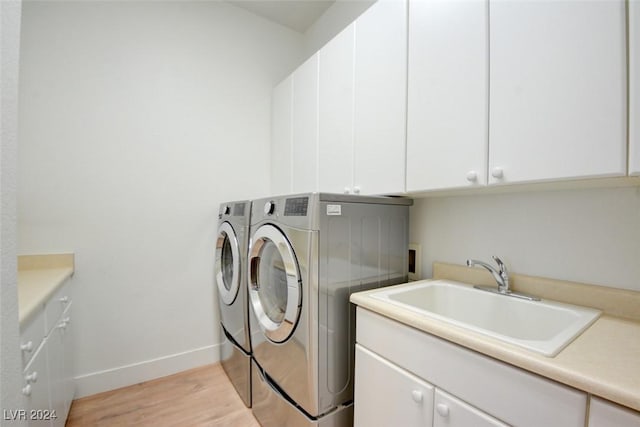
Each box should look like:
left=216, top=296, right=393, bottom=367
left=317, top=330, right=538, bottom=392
left=247, top=193, right=412, bottom=426
left=215, top=200, right=252, bottom=407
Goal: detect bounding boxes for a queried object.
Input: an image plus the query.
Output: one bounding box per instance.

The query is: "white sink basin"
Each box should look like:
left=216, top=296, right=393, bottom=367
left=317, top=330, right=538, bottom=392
left=371, top=280, right=601, bottom=357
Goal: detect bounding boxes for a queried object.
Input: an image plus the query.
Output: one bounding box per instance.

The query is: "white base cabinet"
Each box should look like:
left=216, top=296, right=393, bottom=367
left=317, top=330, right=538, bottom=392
left=355, top=307, right=587, bottom=427
left=19, top=279, right=75, bottom=427
left=588, top=397, right=640, bottom=427
left=355, top=344, right=434, bottom=427
left=433, top=389, right=507, bottom=427
left=22, top=343, right=52, bottom=427
left=355, top=344, right=509, bottom=427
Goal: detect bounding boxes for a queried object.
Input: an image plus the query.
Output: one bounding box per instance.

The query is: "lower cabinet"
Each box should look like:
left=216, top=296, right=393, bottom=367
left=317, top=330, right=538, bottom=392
left=355, top=308, right=587, bottom=427
left=19, top=280, right=75, bottom=426
left=588, top=397, right=640, bottom=427
left=355, top=344, right=507, bottom=427
left=355, top=344, right=434, bottom=426
left=433, top=389, right=507, bottom=427
left=22, top=342, right=52, bottom=427
left=47, top=303, right=74, bottom=427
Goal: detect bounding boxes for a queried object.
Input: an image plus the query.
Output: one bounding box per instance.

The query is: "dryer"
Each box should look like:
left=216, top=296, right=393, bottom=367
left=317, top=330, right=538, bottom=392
left=215, top=200, right=252, bottom=407
left=247, top=193, right=412, bottom=426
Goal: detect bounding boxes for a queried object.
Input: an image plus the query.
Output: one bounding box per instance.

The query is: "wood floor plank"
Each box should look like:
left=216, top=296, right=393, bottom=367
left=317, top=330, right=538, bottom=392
left=66, top=363, right=260, bottom=427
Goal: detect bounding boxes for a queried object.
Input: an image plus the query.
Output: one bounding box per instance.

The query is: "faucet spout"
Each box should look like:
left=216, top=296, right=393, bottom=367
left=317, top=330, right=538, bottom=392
left=466, top=256, right=510, bottom=294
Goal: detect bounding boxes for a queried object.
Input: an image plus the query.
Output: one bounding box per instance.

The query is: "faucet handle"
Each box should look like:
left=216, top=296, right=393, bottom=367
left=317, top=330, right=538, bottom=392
left=492, top=256, right=508, bottom=277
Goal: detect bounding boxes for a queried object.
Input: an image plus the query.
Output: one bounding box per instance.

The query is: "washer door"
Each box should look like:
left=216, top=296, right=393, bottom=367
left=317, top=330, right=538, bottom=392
left=248, top=224, right=302, bottom=343
left=215, top=222, right=241, bottom=306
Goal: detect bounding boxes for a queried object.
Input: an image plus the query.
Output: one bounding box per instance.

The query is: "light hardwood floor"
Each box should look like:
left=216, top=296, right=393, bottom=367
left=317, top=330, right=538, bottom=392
left=66, top=363, right=260, bottom=427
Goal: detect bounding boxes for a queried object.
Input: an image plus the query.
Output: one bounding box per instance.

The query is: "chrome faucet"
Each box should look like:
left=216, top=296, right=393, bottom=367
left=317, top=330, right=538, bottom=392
left=466, top=256, right=540, bottom=301
left=466, top=256, right=510, bottom=294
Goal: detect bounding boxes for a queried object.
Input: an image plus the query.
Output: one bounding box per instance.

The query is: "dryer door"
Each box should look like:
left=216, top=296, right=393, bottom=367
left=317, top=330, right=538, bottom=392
left=215, top=221, right=241, bottom=305
left=248, top=224, right=302, bottom=343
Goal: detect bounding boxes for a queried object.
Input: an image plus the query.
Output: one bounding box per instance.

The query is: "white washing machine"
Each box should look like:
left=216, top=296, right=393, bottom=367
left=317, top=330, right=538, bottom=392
left=247, top=193, right=412, bottom=426
left=215, top=200, right=253, bottom=407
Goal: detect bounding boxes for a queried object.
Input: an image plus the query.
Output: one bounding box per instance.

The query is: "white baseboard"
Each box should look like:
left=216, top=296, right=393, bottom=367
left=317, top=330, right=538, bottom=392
left=73, top=344, right=221, bottom=398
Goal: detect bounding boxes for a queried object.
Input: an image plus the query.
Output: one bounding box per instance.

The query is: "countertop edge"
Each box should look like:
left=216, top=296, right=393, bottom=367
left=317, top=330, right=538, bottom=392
left=18, top=253, right=75, bottom=327
left=350, top=281, right=640, bottom=413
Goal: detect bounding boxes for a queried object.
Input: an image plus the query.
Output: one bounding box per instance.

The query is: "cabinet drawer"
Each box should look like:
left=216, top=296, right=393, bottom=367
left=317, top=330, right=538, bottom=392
left=20, top=310, right=46, bottom=369
left=356, top=308, right=587, bottom=427
left=45, top=279, right=72, bottom=334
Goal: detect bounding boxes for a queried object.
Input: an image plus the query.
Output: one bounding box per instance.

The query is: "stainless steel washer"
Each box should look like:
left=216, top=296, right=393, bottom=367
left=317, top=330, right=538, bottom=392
left=247, top=193, right=412, bottom=426
left=215, top=200, right=252, bottom=407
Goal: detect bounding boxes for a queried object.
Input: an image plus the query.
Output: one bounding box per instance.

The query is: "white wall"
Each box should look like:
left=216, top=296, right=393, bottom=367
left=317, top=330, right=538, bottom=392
left=18, top=0, right=303, bottom=397
left=410, top=186, right=640, bottom=292
left=1, top=0, right=27, bottom=422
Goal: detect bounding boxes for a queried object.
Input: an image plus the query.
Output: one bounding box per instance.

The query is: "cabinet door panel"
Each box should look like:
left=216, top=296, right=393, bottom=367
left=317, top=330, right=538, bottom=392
left=434, top=389, right=508, bottom=427
left=630, top=0, right=640, bottom=176
left=24, top=343, right=52, bottom=427
left=271, top=76, right=293, bottom=195
left=407, top=0, right=488, bottom=191
left=353, top=0, right=407, bottom=195
left=318, top=24, right=355, bottom=194
left=489, top=0, right=626, bottom=184
left=48, top=304, right=74, bottom=427
left=354, top=344, right=434, bottom=427
left=292, top=54, right=319, bottom=193
left=589, top=397, right=640, bottom=427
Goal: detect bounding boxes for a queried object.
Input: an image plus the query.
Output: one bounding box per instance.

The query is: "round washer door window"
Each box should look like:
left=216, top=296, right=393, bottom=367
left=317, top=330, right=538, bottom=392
left=248, top=224, right=301, bottom=343
left=215, top=222, right=240, bottom=306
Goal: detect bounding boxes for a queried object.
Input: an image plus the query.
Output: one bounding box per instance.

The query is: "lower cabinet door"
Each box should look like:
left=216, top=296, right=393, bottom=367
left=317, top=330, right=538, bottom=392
left=434, top=389, right=508, bottom=427
left=23, top=342, right=52, bottom=427
left=354, top=344, right=434, bottom=427
left=47, top=308, right=74, bottom=427
left=588, top=397, right=640, bottom=427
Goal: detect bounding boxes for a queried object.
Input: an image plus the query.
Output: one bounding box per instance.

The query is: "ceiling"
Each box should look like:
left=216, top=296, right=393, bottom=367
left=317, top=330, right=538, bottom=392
left=227, top=0, right=336, bottom=33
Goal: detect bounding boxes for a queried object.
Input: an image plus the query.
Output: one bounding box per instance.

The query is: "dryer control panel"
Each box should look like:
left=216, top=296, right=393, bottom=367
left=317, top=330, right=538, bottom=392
left=284, top=197, right=309, bottom=216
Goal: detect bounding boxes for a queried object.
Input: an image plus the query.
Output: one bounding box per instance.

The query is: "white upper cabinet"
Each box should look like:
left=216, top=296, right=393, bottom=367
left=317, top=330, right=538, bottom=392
left=318, top=24, right=356, bottom=194
left=630, top=0, right=640, bottom=176
left=271, top=76, right=293, bottom=195
left=292, top=54, right=320, bottom=193
left=352, top=0, right=407, bottom=195
left=489, top=0, right=627, bottom=185
left=406, top=0, right=488, bottom=192
left=273, top=0, right=407, bottom=197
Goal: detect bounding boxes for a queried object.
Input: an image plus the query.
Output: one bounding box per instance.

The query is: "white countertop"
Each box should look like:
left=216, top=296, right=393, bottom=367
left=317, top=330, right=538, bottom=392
left=18, top=254, right=74, bottom=326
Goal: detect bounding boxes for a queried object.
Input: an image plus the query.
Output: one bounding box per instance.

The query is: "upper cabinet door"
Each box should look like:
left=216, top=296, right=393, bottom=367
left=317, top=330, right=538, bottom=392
left=406, top=0, right=488, bottom=192
left=318, top=24, right=356, bottom=194
left=353, top=0, right=408, bottom=195
left=630, top=0, right=640, bottom=176
left=489, top=0, right=627, bottom=185
left=291, top=54, right=320, bottom=193
left=271, top=76, right=293, bottom=195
